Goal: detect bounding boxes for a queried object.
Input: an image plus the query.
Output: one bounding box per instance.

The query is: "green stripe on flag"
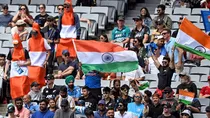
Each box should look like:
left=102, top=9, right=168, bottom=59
left=82, top=61, right=138, bottom=74
left=139, top=82, right=149, bottom=90
left=175, top=42, right=210, bottom=60
left=179, top=99, right=192, bottom=105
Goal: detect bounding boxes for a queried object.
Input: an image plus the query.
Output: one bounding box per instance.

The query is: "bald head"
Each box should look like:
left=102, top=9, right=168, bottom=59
left=23, top=95, right=31, bottom=104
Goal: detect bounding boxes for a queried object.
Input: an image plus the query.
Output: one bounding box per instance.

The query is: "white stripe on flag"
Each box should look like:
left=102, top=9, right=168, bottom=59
left=179, top=94, right=194, bottom=102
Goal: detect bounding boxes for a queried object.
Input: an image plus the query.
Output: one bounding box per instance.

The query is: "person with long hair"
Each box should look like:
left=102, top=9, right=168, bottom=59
left=12, top=4, right=33, bottom=27
left=99, top=34, right=109, bottom=42
left=48, top=99, right=58, bottom=112
left=140, top=7, right=152, bottom=28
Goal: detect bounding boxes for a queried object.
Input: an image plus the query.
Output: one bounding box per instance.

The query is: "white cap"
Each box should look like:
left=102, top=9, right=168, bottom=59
left=181, top=109, right=191, bottom=116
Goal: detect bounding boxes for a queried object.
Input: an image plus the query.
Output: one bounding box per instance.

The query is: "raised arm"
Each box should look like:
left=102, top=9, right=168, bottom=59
left=169, top=47, right=175, bottom=69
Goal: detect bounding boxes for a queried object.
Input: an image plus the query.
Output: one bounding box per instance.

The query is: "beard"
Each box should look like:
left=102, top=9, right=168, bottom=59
left=68, top=85, right=74, bottom=89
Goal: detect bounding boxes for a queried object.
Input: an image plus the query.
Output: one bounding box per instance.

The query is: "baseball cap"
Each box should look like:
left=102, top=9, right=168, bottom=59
left=61, top=99, right=69, bottom=107
left=47, top=16, right=54, bottom=21
left=7, top=103, right=15, bottom=113
left=46, top=74, right=54, bottom=80
left=181, top=109, right=191, bottom=116
left=179, top=71, right=187, bottom=76
left=78, top=100, right=85, bottom=106
left=133, top=16, right=143, bottom=21
left=31, top=82, right=40, bottom=87
left=118, top=16, right=125, bottom=21
left=163, top=103, right=171, bottom=108
left=62, top=50, right=70, bottom=55
left=98, top=100, right=105, bottom=105
left=16, top=20, right=26, bottom=26
left=12, top=40, right=19, bottom=45
left=164, top=87, right=173, bottom=93
left=206, top=106, right=210, bottom=112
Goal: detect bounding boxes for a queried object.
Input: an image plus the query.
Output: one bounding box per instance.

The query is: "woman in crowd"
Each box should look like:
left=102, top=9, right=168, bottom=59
left=133, top=36, right=147, bottom=59
left=48, top=99, right=58, bottom=112
left=110, top=80, right=121, bottom=101
left=140, top=7, right=152, bottom=28
left=151, top=19, right=165, bottom=43
left=99, top=34, right=109, bottom=42
left=12, top=4, right=33, bottom=27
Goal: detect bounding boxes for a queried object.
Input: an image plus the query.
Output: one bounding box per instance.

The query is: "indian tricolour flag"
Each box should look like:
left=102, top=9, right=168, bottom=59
left=175, top=18, right=210, bottom=59
left=73, top=40, right=138, bottom=74
left=179, top=89, right=195, bottom=105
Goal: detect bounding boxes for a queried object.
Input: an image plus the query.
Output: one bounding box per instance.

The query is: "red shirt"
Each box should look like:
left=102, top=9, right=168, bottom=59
left=200, top=86, right=210, bottom=96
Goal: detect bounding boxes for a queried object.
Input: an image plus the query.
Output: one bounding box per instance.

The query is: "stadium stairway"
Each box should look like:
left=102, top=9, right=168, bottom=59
left=0, top=104, right=7, bottom=117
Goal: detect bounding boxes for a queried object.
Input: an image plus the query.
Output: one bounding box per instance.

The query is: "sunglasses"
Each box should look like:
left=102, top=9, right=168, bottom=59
left=118, top=104, right=123, bottom=107
left=182, top=114, right=189, bottom=116
left=64, top=54, right=69, bottom=57
left=157, top=10, right=161, bottom=12
left=64, top=6, right=70, bottom=8
left=39, top=7, right=44, bottom=9
left=162, top=61, right=168, bottom=64
left=58, top=8, right=64, bottom=10
left=134, top=96, right=141, bottom=99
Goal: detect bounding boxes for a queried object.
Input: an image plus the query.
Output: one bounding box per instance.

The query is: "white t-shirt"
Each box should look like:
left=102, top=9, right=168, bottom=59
left=114, top=111, right=134, bottom=118
left=148, top=55, right=164, bottom=74
left=123, top=65, right=145, bottom=81
left=57, top=95, right=75, bottom=109
left=11, top=26, right=28, bottom=40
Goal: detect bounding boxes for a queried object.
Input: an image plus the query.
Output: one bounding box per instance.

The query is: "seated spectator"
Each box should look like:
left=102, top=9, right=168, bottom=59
left=206, top=106, right=210, bottom=118
left=200, top=76, right=210, bottom=98
left=106, top=107, right=114, bottom=118
left=32, top=99, right=54, bottom=118
left=11, top=20, right=28, bottom=41
left=54, top=99, right=75, bottom=118
left=28, top=82, right=42, bottom=103
left=201, top=0, right=210, bottom=8
left=122, top=65, right=145, bottom=81
left=111, top=16, right=130, bottom=45
left=94, top=100, right=107, bottom=118
left=79, top=86, right=97, bottom=111
left=55, top=50, right=78, bottom=79
left=99, top=34, right=109, bottom=42
left=102, top=72, right=116, bottom=80
left=145, top=94, right=163, bottom=118
left=55, top=86, right=75, bottom=109
left=172, top=16, right=183, bottom=38
left=158, top=103, right=176, bottom=118
left=12, top=4, right=33, bottom=27
left=76, top=0, right=96, bottom=6
left=129, top=80, right=146, bottom=96
left=34, top=4, right=49, bottom=27
left=110, top=80, right=121, bottom=101
left=48, top=99, right=58, bottom=113
left=151, top=19, right=165, bottom=43
left=143, top=90, right=152, bottom=105
left=84, top=108, right=94, bottom=118
left=189, top=53, right=204, bottom=66
left=7, top=103, right=16, bottom=118
left=14, top=98, right=30, bottom=118
left=130, top=16, right=150, bottom=44
left=23, top=95, right=39, bottom=114
left=173, top=0, right=190, bottom=7
left=42, top=74, right=60, bottom=100
left=128, top=92, right=144, bottom=117
left=133, top=36, right=147, bottom=59
left=75, top=100, right=86, bottom=115
left=140, top=7, right=152, bottom=28
left=65, top=75, right=81, bottom=102
left=114, top=101, right=133, bottom=118
left=176, top=72, right=197, bottom=98
left=161, top=87, right=179, bottom=117
left=115, top=84, right=132, bottom=109
left=129, top=47, right=145, bottom=69
left=102, top=87, right=115, bottom=109
left=0, top=4, right=13, bottom=27
left=152, top=4, right=172, bottom=29
left=181, top=109, right=192, bottom=118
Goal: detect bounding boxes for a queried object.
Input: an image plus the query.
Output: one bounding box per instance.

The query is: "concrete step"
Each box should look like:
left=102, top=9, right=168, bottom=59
left=136, top=3, right=159, bottom=7
left=145, top=0, right=160, bottom=4
left=0, top=107, right=7, bottom=112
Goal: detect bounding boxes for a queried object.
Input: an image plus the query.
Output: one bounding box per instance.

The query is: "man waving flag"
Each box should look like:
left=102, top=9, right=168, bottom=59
left=175, top=18, right=210, bottom=60
left=73, top=40, right=138, bottom=74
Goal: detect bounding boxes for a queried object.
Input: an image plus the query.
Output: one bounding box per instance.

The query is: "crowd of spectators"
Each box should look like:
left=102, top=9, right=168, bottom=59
left=0, top=0, right=210, bottom=118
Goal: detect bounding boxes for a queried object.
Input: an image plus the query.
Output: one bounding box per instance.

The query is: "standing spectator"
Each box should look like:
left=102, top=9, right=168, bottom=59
left=161, top=28, right=184, bottom=73
left=0, top=4, right=13, bottom=27
left=54, top=50, right=78, bottom=78
left=42, top=74, right=60, bottom=100
left=23, top=95, right=39, bottom=114
left=28, top=82, right=42, bottom=103
left=32, top=99, right=54, bottom=118
left=127, top=92, right=144, bottom=117
left=206, top=106, right=210, bottom=118
left=99, top=34, right=109, bottom=42
left=176, top=72, right=197, bottom=98
left=130, top=16, right=150, bottom=44
left=110, top=80, right=121, bottom=101
left=65, top=75, right=81, bottom=102
left=7, top=103, right=16, bottom=118
left=54, top=99, right=75, bottom=118
left=41, top=16, right=60, bottom=74
left=11, top=20, right=28, bottom=41
left=152, top=4, right=172, bottom=29
left=54, top=5, right=64, bottom=23
left=172, top=16, right=183, bottom=38
left=114, top=101, right=133, bottom=118
left=27, top=22, right=51, bottom=87
left=76, top=0, right=96, bottom=6
left=84, top=108, right=95, bottom=118
left=55, top=86, right=75, bottom=109
left=158, top=103, right=176, bottom=118
left=106, top=107, right=114, bottom=118
left=200, top=75, right=210, bottom=98
left=12, top=4, right=33, bottom=27
left=145, top=94, right=163, bottom=118
left=35, top=4, right=49, bottom=27
left=48, top=99, right=58, bottom=113
left=0, top=54, right=8, bottom=103
left=85, top=71, right=103, bottom=101
left=102, top=87, right=115, bottom=109
left=79, top=86, right=97, bottom=111
left=140, top=7, right=152, bottom=28
left=14, top=98, right=30, bottom=118
left=111, top=16, right=130, bottom=45
left=94, top=100, right=107, bottom=118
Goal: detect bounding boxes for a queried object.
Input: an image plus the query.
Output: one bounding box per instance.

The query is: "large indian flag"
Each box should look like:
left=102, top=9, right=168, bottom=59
left=73, top=40, right=139, bottom=74
left=175, top=18, right=210, bottom=59
left=179, top=89, right=195, bottom=105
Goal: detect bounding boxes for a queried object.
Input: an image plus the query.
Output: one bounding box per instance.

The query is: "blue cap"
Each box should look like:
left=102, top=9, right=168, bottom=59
left=98, top=100, right=105, bottom=105
left=62, top=49, right=69, bottom=55
left=78, top=100, right=85, bottom=106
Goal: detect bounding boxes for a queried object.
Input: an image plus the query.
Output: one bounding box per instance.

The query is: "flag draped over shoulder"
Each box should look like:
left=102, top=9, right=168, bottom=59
left=175, top=18, right=210, bottom=60
left=201, top=10, right=210, bottom=32
left=73, top=40, right=139, bottom=74
left=10, top=33, right=30, bottom=99
left=179, top=90, right=195, bottom=105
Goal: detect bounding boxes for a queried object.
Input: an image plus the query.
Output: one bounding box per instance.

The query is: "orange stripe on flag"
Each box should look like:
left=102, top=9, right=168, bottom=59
left=74, top=40, right=125, bottom=52
left=28, top=66, right=46, bottom=87
left=10, top=76, right=30, bottom=99
left=179, top=89, right=195, bottom=98
left=180, top=18, right=210, bottom=49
